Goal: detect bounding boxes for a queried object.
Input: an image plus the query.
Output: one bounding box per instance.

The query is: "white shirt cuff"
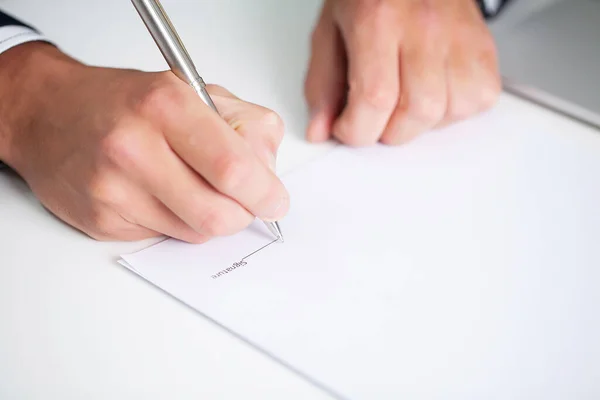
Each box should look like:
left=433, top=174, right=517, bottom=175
left=0, top=25, right=49, bottom=55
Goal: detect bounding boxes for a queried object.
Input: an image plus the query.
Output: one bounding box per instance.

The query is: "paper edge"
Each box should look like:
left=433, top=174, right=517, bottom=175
left=502, top=77, right=600, bottom=132
left=116, top=258, right=348, bottom=400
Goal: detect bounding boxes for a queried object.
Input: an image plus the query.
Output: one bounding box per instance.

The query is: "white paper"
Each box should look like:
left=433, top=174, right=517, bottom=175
left=121, top=96, right=600, bottom=400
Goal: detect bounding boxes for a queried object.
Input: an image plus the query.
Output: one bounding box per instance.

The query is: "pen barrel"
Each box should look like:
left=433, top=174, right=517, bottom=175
left=131, top=0, right=202, bottom=87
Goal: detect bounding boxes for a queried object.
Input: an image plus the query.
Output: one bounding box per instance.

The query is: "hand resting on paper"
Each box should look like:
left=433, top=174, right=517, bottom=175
left=305, top=0, right=502, bottom=146
left=0, top=43, right=289, bottom=242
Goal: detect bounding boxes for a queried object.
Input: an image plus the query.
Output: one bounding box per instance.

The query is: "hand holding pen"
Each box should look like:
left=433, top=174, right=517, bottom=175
left=131, top=0, right=284, bottom=241
left=0, top=8, right=288, bottom=244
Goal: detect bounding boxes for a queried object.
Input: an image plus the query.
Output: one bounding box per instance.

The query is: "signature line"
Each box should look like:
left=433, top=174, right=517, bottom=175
left=241, top=238, right=280, bottom=262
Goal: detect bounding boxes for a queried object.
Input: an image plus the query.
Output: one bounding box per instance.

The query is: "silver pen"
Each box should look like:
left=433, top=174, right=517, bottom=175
left=131, top=0, right=283, bottom=242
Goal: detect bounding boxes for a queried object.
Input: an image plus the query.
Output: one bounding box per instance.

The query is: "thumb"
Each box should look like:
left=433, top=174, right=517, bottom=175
left=304, top=10, right=346, bottom=143
left=208, top=85, right=283, bottom=172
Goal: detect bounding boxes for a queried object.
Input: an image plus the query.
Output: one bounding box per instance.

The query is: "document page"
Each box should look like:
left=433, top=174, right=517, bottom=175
left=121, top=96, right=600, bottom=400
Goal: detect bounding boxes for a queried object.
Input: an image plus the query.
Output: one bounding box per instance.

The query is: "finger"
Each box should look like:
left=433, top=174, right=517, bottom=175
left=102, top=120, right=256, bottom=238
left=381, top=28, right=447, bottom=145
left=208, top=85, right=284, bottom=172
left=304, top=3, right=347, bottom=143
left=332, top=7, right=400, bottom=146
left=140, top=76, right=290, bottom=222
left=112, top=184, right=210, bottom=244
left=87, top=208, right=159, bottom=242
left=49, top=200, right=159, bottom=243
left=442, top=33, right=500, bottom=126
left=71, top=171, right=162, bottom=242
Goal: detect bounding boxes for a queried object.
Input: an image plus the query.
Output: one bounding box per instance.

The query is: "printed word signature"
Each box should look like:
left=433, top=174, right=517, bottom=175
left=210, top=237, right=280, bottom=280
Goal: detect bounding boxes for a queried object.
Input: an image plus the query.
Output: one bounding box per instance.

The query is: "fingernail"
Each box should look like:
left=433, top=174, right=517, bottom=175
left=261, top=194, right=289, bottom=221
left=307, top=110, right=329, bottom=143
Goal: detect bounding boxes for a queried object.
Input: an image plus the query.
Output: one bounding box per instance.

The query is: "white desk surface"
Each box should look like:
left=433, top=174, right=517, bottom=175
left=0, top=1, right=596, bottom=399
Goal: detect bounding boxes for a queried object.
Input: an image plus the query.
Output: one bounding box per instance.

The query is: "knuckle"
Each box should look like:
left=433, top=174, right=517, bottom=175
left=334, top=121, right=378, bottom=147
left=88, top=208, right=118, bottom=238
left=100, top=128, right=139, bottom=166
left=449, top=98, right=478, bottom=120
left=478, top=79, right=502, bottom=110
left=449, top=81, right=500, bottom=120
left=213, top=153, right=251, bottom=194
left=404, top=94, right=446, bottom=123
left=262, top=110, right=285, bottom=146
left=357, top=82, right=398, bottom=110
left=138, top=78, right=185, bottom=118
left=196, top=209, right=230, bottom=237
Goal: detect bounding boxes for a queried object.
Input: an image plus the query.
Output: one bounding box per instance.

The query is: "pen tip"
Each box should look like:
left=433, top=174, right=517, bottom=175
left=264, top=221, right=284, bottom=242
left=274, top=221, right=284, bottom=243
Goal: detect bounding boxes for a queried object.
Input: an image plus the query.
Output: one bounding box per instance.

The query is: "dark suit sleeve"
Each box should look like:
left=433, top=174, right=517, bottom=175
left=0, top=9, right=33, bottom=29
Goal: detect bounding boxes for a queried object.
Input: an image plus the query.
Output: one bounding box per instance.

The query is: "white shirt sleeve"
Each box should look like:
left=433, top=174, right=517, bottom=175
left=0, top=24, right=48, bottom=55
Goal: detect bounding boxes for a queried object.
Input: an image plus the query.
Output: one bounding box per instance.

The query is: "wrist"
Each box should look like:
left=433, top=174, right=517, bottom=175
left=0, top=42, right=82, bottom=169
